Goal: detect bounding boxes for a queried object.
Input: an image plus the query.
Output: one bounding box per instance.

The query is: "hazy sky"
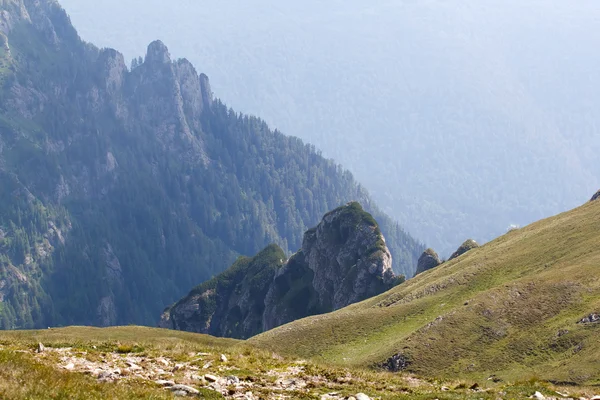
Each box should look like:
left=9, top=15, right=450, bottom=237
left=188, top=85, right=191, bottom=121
left=58, top=0, right=600, bottom=254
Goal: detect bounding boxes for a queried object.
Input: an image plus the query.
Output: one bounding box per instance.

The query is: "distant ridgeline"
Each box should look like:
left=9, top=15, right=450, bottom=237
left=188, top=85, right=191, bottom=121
left=0, top=0, right=423, bottom=329
left=160, top=202, right=404, bottom=339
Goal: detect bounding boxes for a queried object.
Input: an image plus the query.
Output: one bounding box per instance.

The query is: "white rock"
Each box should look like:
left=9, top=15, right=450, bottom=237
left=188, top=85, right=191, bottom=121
left=204, top=374, right=219, bottom=382
left=591, top=396, right=600, bottom=400
left=169, top=385, right=199, bottom=395
left=220, top=354, right=228, bottom=362
left=64, top=363, right=75, bottom=370
left=36, top=343, right=45, bottom=353
left=202, top=361, right=213, bottom=369
left=172, top=390, right=187, bottom=397
left=356, top=394, right=371, bottom=400
left=155, top=379, right=175, bottom=387
left=126, top=362, right=142, bottom=371
left=173, top=363, right=185, bottom=371
left=531, top=392, right=545, bottom=400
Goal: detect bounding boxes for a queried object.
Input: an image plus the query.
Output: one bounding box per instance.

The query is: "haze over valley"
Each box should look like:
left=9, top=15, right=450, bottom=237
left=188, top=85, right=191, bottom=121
left=59, top=0, right=600, bottom=254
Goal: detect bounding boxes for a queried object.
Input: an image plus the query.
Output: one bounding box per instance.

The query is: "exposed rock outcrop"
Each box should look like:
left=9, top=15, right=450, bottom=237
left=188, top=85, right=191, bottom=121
left=159, top=202, right=400, bottom=339
left=449, top=239, right=479, bottom=261
left=414, top=248, right=441, bottom=276
left=591, top=190, right=600, bottom=202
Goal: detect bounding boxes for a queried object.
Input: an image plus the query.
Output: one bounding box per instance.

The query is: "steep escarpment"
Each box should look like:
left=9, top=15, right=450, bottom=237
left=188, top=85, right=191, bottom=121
left=0, top=0, right=423, bottom=328
left=160, top=203, right=402, bottom=339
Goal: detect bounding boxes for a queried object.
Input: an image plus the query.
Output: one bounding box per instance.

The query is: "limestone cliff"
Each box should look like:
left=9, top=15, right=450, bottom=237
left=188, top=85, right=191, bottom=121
left=159, top=202, right=401, bottom=339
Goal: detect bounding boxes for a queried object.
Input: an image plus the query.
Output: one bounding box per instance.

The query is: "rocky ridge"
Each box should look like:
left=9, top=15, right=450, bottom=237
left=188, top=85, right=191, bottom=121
left=0, top=0, right=424, bottom=329
left=160, top=202, right=402, bottom=339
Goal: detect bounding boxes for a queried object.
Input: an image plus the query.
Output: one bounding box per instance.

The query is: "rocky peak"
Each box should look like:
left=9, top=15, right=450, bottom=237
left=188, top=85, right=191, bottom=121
left=97, top=48, right=127, bottom=94
left=199, top=73, right=213, bottom=108
left=0, top=0, right=30, bottom=34
left=449, top=239, right=479, bottom=261
left=415, top=248, right=441, bottom=276
left=299, top=202, right=395, bottom=309
left=591, top=190, right=600, bottom=202
left=159, top=202, right=401, bottom=339
left=145, top=40, right=171, bottom=64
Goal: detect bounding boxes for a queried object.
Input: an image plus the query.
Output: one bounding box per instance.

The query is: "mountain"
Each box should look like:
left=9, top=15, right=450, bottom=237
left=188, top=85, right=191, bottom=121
left=159, top=202, right=403, bottom=339
left=56, top=0, right=600, bottom=255
left=0, top=0, right=423, bottom=330
left=251, top=194, right=600, bottom=385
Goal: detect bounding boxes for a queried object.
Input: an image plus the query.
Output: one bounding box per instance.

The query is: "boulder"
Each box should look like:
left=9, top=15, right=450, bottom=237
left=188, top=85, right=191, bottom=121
left=449, top=239, right=479, bottom=261
left=591, top=190, right=600, bottom=202
left=415, top=248, right=441, bottom=276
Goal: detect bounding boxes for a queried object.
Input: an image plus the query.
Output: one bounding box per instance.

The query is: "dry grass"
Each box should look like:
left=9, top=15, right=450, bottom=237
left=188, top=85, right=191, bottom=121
left=0, top=326, right=590, bottom=399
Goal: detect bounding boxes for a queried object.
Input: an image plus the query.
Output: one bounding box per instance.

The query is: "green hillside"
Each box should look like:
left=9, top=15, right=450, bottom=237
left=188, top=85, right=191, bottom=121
left=0, top=326, right=595, bottom=399
left=251, top=198, right=600, bottom=385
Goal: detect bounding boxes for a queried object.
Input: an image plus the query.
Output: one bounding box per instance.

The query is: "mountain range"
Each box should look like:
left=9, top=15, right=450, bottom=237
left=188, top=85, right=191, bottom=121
left=57, top=0, right=600, bottom=255
left=0, top=0, right=422, bottom=330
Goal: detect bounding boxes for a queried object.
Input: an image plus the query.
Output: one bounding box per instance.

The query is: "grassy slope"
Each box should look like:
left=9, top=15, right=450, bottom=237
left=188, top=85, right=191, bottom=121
left=0, top=326, right=593, bottom=399
left=251, top=200, right=600, bottom=385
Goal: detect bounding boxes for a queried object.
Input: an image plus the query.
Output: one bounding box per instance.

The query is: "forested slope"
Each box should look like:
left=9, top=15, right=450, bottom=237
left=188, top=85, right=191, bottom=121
left=0, top=0, right=423, bottom=329
left=58, top=0, right=600, bottom=254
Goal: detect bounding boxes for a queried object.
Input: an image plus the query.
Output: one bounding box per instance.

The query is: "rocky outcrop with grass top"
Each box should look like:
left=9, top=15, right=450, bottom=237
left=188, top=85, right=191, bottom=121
left=449, top=239, right=479, bottom=260
left=159, top=202, right=403, bottom=339
left=414, top=248, right=441, bottom=276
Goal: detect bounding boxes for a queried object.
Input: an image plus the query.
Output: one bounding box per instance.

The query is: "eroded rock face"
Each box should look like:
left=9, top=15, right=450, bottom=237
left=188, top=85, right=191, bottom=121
left=449, top=239, right=479, bottom=261
left=591, top=190, right=600, bottom=202
left=414, top=248, right=441, bottom=276
left=160, top=202, right=399, bottom=339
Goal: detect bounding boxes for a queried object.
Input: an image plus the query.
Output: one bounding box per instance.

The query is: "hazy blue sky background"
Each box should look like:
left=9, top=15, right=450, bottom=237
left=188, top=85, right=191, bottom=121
left=58, top=0, right=600, bottom=254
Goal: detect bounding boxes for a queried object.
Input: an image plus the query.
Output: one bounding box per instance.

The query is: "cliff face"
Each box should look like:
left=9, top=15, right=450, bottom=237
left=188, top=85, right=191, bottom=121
left=160, top=202, right=401, bottom=339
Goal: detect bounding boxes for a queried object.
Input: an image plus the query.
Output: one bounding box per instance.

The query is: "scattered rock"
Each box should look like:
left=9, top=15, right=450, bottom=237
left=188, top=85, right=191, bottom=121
left=220, top=354, right=228, bottom=362
left=531, top=392, right=546, bottom=400
left=155, top=379, right=175, bottom=387
left=169, top=385, right=200, bottom=395
left=173, top=363, right=185, bottom=371
left=227, top=376, right=240, bottom=385
left=126, top=361, right=142, bottom=371
left=441, top=386, right=450, bottom=391
left=205, top=374, right=219, bottom=382
left=415, top=248, right=441, bottom=275
left=591, top=396, right=600, bottom=400
left=36, top=343, right=45, bottom=353
left=173, top=390, right=188, bottom=397
left=577, top=313, right=600, bottom=324
left=64, top=363, right=75, bottom=370
left=202, top=361, right=213, bottom=369
left=355, top=394, right=371, bottom=400
left=383, top=353, right=410, bottom=372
